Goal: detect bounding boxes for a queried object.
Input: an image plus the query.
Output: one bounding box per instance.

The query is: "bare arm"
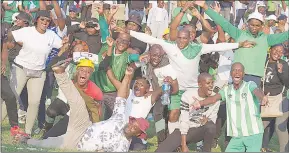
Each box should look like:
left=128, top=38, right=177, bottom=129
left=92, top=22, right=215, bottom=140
left=107, top=68, right=122, bottom=90
left=216, top=25, right=226, bottom=43
left=52, top=1, right=65, bottom=31
left=281, top=1, right=287, bottom=12
left=2, top=3, right=13, bottom=10
left=39, top=0, right=47, bottom=10
left=199, top=94, right=222, bottom=107
left=253, top=88, right=266, bottom=102
left=117, top=67, right=134, bottom=99
left=170, top=8, right=187, bottom=41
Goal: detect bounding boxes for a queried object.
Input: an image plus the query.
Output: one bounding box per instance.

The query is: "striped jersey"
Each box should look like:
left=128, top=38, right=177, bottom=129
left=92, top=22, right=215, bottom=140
left=219, top=81, right=264, bottom=137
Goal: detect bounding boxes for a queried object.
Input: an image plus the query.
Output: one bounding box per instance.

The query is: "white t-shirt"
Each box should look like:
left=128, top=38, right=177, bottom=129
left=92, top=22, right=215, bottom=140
left=12, top=26, right=62, bottom=70
left=125, top=90, right=152, bottom=122
left=153, top=64, right=178, bottom=86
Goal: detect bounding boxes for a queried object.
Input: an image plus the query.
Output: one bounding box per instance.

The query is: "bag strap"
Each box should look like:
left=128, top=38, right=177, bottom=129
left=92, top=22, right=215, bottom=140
left=262, top=60, right=269, bottom=92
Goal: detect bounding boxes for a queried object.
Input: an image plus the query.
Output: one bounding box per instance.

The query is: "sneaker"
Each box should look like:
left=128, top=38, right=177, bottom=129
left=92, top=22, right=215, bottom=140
left=18, top=115, right=26, bottom=124
left=261, top=148, right=273, bottom=152
left=212, top=138, right=219, bottom=149
left=33, top=127, right=43, bottom=135
left=18, top=109, right=26, bottom=117
left=45, top=98, right=51, bottom=106
left=10, top=126, right=29, bottom=137
left=196, top=145, right=203, bottom=152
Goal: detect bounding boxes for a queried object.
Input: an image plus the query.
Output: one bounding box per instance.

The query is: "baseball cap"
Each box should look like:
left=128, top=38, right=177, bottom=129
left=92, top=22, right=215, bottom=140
left=34, top=10, right=51, bottom=21
left=69, top=5, right=80, bottom=13
left=125, top=12, right=142, bottom=27
left=265, top=15, right=277, bottom=21
left=86, top=18, right=99, bottom=28
left=16, top=12, right=31, bottom=23
left=129, top=117, right=150, bottom=139
left=163, top=28, right=170, bottom=36
left=77, top=59, right=95, bottom=70
left=278, top=14, right=287, bottom=21
left=248, top=12, right=264, bottom=23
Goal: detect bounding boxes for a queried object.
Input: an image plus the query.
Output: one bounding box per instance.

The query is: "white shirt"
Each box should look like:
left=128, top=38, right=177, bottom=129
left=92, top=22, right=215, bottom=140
left=130, top=30, right=239, bottom=89
left=12, top=27, right=62, bottom=70
left=180, top=88, right=220, bottom=135
left=78, top=97, right=130, bottom=152
left=154, top=64, right=177, bottom=86
left=125, top=90, right=152, bottom=122
left=235, top=1, right=247, bottom=9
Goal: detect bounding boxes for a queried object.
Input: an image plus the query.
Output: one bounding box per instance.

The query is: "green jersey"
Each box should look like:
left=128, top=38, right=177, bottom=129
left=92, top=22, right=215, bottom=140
left=3, top=1, right=19, bottom=24
left=219, top=81, right=264, bottom=137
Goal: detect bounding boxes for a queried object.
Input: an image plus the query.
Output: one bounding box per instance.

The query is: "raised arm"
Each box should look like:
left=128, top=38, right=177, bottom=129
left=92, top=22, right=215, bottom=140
left=201, top=40, right=256, bottom=54
left=107, top=68, right=122, bottom=90
left=267, top=31, right=289, bottom=47
left=117, top=67, right=134, bottom=99
left=194, top=1, right=242, bottom=40
left=52, top=1, right=66, bottom=31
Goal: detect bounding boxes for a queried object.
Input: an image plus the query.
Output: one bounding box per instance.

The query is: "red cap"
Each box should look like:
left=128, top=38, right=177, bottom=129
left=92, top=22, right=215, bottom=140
left=129, top=117, right=150, bottom=139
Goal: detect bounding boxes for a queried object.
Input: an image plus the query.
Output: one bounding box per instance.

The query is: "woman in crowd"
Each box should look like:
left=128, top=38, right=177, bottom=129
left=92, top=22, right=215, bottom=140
left=7, top=10, right=67, bottom=135
left=261, top=44, right=289, bottom=152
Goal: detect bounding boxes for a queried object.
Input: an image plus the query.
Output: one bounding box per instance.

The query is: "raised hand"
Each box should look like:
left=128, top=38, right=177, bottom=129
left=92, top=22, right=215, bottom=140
left=52, top=58, right=72, bottom=74
left=239, top=40, right=256, bottom=48
left=106, top=37, right=115, bottom=47
left=110, top=5, right=119, bottom=15
left=110, top=19, right=117, bottom=30
left=190, top=6, right=201, bottom=17
left=211, top=2, right=221, bottom=13
left=79, top=21, right=86, bottom=29
left=125, top=66, right=134, bottom=76
left=164, top=76, right=174, bottom=85
left=277, top=61, right=283, bottom=73
left=94, top=23, right=100, bottom=31
left=144, top=26, right=152, bottom=36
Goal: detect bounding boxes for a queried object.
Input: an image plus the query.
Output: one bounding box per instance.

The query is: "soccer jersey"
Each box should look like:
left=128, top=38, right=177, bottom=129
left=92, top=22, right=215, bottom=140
left=219, top=81, right=264, bottom=137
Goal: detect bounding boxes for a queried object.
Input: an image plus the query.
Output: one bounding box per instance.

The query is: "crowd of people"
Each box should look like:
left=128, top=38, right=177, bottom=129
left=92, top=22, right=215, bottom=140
left=1, top=0, right=289, bottom=152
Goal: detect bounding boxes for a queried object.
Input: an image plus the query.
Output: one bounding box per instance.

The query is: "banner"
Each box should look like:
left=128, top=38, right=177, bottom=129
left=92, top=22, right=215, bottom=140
left=73, top=52, right=99, bottom=64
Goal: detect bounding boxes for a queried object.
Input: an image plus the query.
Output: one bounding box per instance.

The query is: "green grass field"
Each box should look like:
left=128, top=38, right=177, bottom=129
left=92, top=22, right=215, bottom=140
left=1, top=114, right=280, bottom=152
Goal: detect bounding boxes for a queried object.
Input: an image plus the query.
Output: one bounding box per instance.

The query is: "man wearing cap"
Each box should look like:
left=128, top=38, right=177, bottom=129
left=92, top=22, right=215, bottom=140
left=16, top=65, right=149, bottom=152
left=277, top=14, right=288, bottom=32
left=263, top=15, right=277, bottom=34
left=65, top=5, right=81, bottom=27
left=195, top=1, right=289, bottom=87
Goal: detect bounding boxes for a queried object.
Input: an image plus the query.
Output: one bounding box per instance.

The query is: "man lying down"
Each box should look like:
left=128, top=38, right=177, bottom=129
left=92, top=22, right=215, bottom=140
left=14, top=60, right=149, bottom=152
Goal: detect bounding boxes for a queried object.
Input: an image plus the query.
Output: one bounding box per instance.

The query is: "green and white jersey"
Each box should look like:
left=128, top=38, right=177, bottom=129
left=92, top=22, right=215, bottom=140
left=219, top=81, right=264, bottom=137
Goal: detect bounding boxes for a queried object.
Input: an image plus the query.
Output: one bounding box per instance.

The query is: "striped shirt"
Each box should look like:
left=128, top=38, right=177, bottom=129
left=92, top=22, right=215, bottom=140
left=219, top=81, right=264, bottom=137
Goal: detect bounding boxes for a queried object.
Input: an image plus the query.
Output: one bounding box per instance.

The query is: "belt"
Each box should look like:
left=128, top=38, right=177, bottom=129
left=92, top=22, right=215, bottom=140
left=12, top=61, right=23, bottom=69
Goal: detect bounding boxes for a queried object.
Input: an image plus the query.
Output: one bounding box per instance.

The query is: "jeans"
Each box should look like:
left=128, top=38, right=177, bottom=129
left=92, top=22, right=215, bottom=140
left=42, top=115, right=69, bottom=139
left=156, top=121, right=216, bottom=152
left=235, top=9, right=246, bottom=27
left=1, top=75, right=18, bottom=127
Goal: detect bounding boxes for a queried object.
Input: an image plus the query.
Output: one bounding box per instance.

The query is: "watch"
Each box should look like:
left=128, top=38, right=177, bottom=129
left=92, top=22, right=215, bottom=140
left=180, top=8, right=186, bottom=13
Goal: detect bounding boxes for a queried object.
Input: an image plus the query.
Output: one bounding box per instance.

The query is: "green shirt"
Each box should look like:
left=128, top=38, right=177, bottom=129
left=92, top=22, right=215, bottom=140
left=22, top=0, right=39, bottom=18
left=3, top=1, right=19, bottom=24
left=91, top=47, right=129, bottom=93
left=205, top=8, right=289, bottom=77
left=219, top=81, right=263, bottom=137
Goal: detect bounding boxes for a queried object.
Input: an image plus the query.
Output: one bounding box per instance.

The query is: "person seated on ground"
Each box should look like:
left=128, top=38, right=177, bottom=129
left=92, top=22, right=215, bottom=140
left=192, top=62, right=269, bottom=152
left=106, top=59, right=178, bottom=150
left=156, top=73, right=220, bottom=152
left=15, top=64, right=149, bottom=152
left=42, top=59, right=103, bottom=139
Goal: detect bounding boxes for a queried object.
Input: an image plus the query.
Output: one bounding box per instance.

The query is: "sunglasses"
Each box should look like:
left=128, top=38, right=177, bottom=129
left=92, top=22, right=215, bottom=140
left=116, top=38, right=130, bottom=44
left=39, top=17, right=51, bottom=22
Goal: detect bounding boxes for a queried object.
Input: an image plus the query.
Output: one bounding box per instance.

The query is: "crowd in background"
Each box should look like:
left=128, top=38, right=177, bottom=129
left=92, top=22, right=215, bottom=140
left=1, top=0, right=289, bottom=152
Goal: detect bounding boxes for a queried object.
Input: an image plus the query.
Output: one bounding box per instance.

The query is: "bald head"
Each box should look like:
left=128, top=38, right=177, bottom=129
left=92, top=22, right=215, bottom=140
left=178, top=29, right=190, bottom=38
left=231, top=62, right=245, bottom=72
left=149, top=44, right=165, bottom=55
left=198, top=73, right=213, bottom=83
left=118, top=32, right=131, bottom=41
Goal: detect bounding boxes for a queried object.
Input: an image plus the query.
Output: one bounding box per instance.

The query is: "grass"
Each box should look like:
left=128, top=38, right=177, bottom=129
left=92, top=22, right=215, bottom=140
left=1, top=113, right=280, bottom=152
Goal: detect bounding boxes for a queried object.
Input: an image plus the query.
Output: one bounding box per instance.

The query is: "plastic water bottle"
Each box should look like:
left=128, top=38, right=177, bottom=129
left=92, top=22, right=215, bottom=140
left=161, top=82, right=171, bottom=105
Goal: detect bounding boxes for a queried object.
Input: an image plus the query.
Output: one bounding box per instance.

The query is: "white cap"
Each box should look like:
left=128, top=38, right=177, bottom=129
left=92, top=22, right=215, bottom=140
left=248, top=12, right=264, bottom=23
left=265, top=15, right=277, bottom=21
left=257, top=1, right=266, bottom=8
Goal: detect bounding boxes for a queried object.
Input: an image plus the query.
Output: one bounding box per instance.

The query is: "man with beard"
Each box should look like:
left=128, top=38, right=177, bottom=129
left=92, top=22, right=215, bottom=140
left=192, top=63, right=269, bottom=152
left=156, top=73, right=220, bottom=152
